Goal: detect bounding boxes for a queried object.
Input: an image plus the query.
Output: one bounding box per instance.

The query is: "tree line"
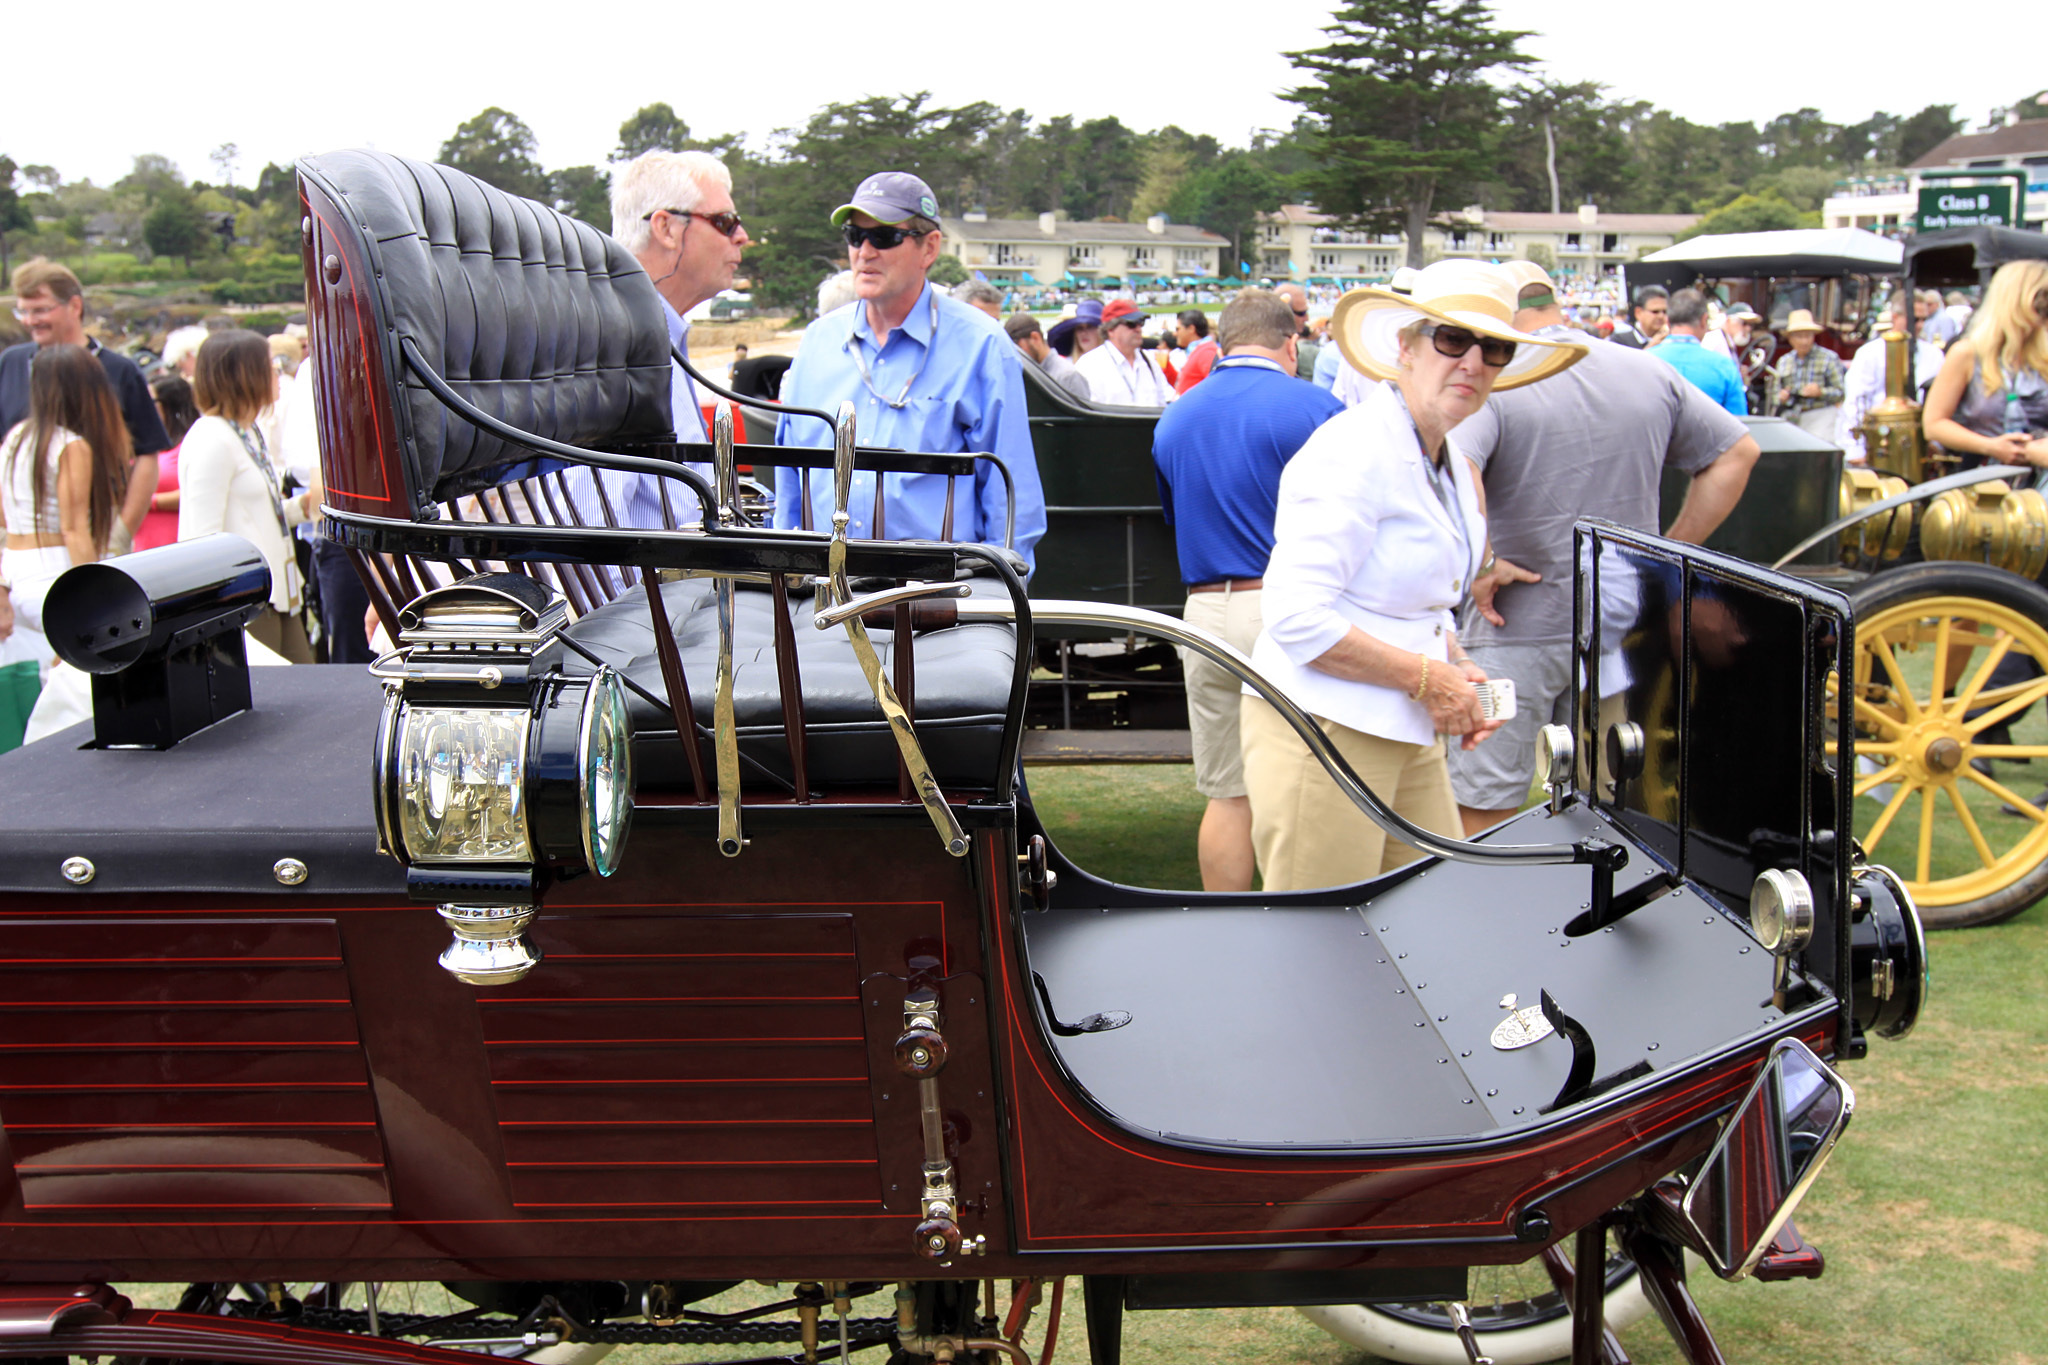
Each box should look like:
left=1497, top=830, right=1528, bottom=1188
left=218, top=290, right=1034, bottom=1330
left=3, top=0, right=2036, bottom=312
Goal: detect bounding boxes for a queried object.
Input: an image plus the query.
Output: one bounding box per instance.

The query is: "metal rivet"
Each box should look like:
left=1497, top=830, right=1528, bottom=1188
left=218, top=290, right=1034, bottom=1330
left=1461, top=1049, right=1473, bottom=1058
left=301, top=216, right=313, bottom=245
left=1513, top=1106, right=1525, bottom=1115
left=60, top=857, right=94, bottom=885
left=323, top=253, right=342, bottom=285
left=1437, top=1014, right=1448, bottom=1022
left=1486, top=1088, right=1499, bottom=1097
left=274, top=858, right=309, bottom=886
left=1647, top=1042, right=1660, bottom=1051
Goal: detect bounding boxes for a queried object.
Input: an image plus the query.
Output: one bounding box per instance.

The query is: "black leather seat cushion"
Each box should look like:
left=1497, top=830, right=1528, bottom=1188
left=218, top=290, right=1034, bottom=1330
left=299, top=150, right=674, bottom=508
left=559, top=579, right=1016, bottom=792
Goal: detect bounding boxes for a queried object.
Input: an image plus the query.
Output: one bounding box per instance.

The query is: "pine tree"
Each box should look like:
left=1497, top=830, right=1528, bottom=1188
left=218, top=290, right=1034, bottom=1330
left=1286, top=0, right=1532, bottom=267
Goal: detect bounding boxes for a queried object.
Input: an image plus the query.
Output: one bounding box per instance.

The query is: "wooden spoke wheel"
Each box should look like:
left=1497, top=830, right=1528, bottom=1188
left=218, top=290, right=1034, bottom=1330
left=1836, top=563, right=2048, bottom=928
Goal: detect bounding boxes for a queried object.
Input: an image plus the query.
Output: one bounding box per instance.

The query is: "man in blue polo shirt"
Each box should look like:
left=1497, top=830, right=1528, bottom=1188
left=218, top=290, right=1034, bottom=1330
left=1653, top=288, right=1748, bottom=416
left=774, top=171, right=1046, bottom=570
left=1153, top=289, right=1343, bottom=891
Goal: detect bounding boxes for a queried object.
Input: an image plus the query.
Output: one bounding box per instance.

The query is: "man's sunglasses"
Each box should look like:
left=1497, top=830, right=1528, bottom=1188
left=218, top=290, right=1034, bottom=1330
left=647, top=208, right=746, bottom=240
left=1426, top=324, right=1517, bottom=368
left=842, top=222, right=927, bottom=252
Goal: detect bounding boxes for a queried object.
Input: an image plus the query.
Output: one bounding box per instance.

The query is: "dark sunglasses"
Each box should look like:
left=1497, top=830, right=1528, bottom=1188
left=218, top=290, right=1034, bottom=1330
left=842, top=222, right=927, bottom=252
left=1113, top=317, right=1145, bottom=330
left=1427, top=323, right=1516, bottom=368
left=647, top=208, right=745, bottom=240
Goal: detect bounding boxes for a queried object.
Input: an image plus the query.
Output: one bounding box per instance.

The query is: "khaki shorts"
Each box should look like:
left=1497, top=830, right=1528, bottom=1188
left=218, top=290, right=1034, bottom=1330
left=1240, top=694, right=1460, bottom=892
left=1181, top=587, right=1263, bottom=799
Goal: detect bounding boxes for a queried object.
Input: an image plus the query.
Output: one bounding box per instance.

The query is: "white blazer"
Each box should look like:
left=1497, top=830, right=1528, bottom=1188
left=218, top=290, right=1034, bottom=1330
left=177, top=414, right=306, bottom=613
left=1250, top=382, right=1485, bottom=745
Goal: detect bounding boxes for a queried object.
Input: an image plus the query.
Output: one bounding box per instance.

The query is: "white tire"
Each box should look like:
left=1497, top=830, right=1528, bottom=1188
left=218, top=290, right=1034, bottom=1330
left=1296, top=1252, right=1652, bottom=1365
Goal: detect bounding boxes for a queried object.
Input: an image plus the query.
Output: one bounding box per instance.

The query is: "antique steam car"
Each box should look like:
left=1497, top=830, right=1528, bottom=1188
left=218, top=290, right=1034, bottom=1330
left=0, top=153, right=1926, bottom=1365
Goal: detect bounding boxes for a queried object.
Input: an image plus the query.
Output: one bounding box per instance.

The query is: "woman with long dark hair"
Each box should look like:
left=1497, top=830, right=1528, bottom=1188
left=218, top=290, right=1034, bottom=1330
left=134, top=372, right=199, bottom=552
left=0, top=344, right=130, bottom=748
left=179, top=330, right=315, bottom=661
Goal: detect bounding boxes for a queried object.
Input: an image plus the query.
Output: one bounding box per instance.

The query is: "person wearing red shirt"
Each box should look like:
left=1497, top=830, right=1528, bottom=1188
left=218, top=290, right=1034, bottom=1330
left=1174, top=310, right=1219, bottom=393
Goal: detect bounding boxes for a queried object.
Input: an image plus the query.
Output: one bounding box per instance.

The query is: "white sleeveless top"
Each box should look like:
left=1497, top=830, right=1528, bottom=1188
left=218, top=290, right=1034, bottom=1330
left=1, top=423, right=80, bottom=536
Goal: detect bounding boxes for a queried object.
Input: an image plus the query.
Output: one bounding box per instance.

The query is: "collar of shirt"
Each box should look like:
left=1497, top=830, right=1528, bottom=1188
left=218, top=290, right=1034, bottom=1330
left=1213, top=355, right=1287, bottom=375
left=1662, top=334, right=1702, bottom=347
left=850, top=281, right=936, bottom=355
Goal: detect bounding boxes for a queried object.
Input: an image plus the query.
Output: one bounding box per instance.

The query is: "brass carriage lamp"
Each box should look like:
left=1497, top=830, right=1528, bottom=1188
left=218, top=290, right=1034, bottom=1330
left=372, top=574, right=634, bottom=985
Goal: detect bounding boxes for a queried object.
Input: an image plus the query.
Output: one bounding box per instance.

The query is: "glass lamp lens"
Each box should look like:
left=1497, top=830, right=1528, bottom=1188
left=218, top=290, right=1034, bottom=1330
left=583, top=672, right=633, bottom=876
left=398, top=705, right=533, bottom=863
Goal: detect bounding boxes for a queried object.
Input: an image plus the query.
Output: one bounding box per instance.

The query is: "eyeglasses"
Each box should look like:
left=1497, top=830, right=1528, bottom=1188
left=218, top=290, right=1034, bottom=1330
left=842, top=222, right=927, bottom=252
left=646, top=208, right=746, bottom=240
left=1426, top=324, right=1517, bottom=368
left=1113, top=317, right=1145, bottom=331
left=10, top=299, right=66, bottom=324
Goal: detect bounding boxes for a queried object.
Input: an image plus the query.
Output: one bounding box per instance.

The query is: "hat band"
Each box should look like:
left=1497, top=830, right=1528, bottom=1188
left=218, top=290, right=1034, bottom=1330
left=1417, top=293, right=1513, bottom=326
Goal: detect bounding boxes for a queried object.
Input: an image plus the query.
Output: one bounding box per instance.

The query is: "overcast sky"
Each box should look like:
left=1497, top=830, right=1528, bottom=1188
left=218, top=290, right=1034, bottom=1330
left=20, top=1, right=2045, bottom=194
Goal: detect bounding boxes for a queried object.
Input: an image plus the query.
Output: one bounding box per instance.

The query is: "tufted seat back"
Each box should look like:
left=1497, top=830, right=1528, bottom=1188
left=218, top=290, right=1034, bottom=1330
left=299, top=150, right=673, bottom=512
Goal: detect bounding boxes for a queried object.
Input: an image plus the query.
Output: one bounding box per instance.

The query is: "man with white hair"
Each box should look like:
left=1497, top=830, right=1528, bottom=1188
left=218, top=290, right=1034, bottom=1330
left=952, top=279, right=1003, bottom=321
left=571, top=149, right=750, bottom=529
left=161, top=325, right=209, bottom=380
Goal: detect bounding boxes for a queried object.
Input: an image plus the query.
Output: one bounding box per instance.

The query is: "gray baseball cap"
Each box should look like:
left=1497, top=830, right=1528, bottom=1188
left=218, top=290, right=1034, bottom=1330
left=831, top=171, right=942, bottom=228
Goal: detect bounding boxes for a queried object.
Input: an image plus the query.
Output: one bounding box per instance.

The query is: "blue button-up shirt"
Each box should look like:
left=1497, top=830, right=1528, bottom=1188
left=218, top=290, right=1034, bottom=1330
left=772, top=282, right=1046, bottom=570
left=565, top=295, right=712, bottom=531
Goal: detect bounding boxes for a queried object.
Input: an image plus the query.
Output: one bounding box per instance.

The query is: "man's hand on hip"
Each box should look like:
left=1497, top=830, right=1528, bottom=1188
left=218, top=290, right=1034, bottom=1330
left=1471, top=556, right=1540, bottom=628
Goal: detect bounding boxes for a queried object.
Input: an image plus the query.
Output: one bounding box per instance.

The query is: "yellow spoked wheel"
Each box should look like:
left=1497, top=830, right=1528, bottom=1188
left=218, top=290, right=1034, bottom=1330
left=1836, top=563, right=2048, bottom=928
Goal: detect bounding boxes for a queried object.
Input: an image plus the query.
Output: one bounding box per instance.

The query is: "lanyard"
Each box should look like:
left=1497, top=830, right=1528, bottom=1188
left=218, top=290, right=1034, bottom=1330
left=1393, top=390, right=1476, bottom=590
left=844, top=292, right=939, bottom=409
left=229, top=419, right=291, bottom=538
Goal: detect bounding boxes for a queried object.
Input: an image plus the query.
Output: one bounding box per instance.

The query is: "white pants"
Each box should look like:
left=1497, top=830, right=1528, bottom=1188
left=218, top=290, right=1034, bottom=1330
left=0, top=544, right=72, bottom=671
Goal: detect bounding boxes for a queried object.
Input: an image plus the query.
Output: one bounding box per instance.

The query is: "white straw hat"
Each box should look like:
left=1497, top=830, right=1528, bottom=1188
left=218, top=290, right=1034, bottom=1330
left=1332, top=260, right=1587, bottom=391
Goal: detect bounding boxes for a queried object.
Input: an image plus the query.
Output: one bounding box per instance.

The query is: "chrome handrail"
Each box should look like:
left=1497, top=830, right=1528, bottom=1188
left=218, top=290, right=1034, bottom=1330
left=960, top=598, right=1605, bottom=868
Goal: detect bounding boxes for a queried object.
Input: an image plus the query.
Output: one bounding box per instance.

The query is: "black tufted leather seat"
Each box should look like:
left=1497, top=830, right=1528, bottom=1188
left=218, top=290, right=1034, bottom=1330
left=299, top=150, right=674, bottom=508
left=560, top=580, right=1017, bottom=793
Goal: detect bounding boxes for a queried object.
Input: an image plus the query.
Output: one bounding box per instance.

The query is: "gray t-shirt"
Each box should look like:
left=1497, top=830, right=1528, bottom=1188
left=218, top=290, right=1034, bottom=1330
left=1451, top=324, right=1749, bottom=644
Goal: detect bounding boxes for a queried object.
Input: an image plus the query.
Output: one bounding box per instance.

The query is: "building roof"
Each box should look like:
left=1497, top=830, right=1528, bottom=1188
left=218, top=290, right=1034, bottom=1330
left=944, top=216, right=1225, bottom=246
left=1479, top=211, right=1699, bottom=233
left=1262, top=204, right=1697, bottom=233
left=1909, top=119, right=2048, bottom=169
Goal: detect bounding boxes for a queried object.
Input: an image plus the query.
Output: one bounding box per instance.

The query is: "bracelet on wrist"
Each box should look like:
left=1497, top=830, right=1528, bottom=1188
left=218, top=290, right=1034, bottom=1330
left=1410, top=654, right=1430, bottom=701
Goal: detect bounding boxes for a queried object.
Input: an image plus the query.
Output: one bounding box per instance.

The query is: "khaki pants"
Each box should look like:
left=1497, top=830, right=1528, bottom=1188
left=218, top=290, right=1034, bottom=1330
left=1240, top=694, right=1460, bottom=892
left=246, top=606, right=315, bottom=663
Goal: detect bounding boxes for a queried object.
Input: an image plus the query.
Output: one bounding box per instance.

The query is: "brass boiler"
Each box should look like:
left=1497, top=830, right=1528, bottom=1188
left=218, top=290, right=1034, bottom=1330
left=1859, top=329, right=1927, bottom=483
left=1843, top=329, right=2048, bottom=576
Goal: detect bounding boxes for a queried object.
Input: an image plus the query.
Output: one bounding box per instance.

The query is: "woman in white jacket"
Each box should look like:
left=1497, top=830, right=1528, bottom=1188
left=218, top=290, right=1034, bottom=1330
left=1241, top=262, right=1586, bottom=890
left=179, top=330, right=317, bottom=661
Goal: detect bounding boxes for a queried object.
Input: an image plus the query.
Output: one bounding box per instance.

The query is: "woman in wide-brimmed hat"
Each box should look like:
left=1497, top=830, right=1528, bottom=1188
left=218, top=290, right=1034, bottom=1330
left=1239, top=260, right=1586, bottom=891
